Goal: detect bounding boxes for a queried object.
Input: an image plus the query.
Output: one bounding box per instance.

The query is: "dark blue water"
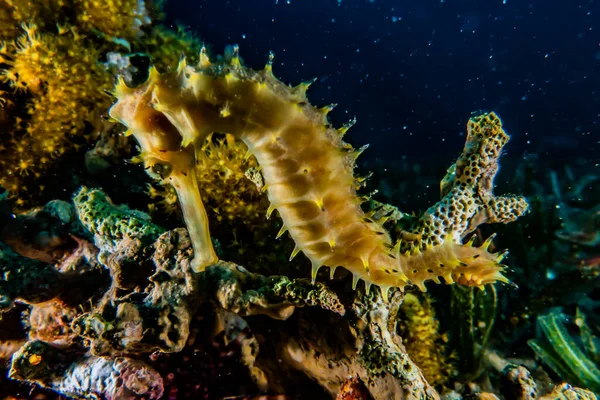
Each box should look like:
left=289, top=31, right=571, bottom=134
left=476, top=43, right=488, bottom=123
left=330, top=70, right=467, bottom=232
left=164, top=0, right=599, bottom=167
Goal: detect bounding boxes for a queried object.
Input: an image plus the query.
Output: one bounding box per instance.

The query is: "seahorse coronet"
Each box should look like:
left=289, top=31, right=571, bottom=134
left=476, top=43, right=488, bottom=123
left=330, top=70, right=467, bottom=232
left=109, top=48, right=519, bottom=299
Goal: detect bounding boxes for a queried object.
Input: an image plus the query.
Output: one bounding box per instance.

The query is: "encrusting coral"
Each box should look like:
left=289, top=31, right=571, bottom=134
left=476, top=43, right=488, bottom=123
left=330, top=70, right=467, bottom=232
left=0, top=187, right=594, bottom=399
left=109, top=47, right=529, bottom=296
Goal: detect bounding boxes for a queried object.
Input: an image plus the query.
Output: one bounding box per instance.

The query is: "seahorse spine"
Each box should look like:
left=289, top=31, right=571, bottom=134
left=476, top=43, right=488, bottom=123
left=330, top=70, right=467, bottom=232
left=109, top=47, right=517, bottom=296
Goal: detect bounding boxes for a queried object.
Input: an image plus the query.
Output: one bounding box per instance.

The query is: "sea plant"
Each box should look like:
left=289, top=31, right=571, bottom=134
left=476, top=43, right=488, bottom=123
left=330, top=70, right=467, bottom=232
left=528, top=308, right=600, bottom=394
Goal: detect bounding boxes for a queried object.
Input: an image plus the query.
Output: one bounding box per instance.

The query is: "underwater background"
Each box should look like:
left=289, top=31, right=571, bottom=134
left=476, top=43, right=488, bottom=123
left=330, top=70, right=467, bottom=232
left=0, top=0, right=598, bottom=399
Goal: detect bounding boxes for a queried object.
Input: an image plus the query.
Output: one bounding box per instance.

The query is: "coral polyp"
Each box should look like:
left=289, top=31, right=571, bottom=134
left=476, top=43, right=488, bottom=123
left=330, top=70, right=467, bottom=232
left=0, top=23, right=113, bottom=205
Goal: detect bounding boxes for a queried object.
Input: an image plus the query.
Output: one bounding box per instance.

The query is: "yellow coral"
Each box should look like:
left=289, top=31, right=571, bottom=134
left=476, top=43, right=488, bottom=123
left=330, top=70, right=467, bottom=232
left=0, top=0, right=68, bottom=38
left=0, top=0, right=153, bottom=41
left=146, top=132, right=291, bottom=265
left=147, top=182, right=179, bottom=215
left=196, top=133, right=268, bottom=227
left=399, top=293, right=454, bottom=386
left=0, top=2, right=17, bottom=39
left=143, top=25, right=203, bottom=72
left=74, top=0, right=150, bottom=42
left=0, top=24, right=112, bottom=204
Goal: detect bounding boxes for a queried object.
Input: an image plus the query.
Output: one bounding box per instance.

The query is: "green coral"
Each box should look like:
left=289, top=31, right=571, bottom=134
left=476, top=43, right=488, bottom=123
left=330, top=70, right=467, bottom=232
left=201, top=262, right=344, bottom=319
left=73, top=187, right=164, bottom=251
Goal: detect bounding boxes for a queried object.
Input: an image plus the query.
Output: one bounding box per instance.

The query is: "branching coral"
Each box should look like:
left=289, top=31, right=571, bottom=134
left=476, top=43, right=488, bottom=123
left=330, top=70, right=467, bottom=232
left=109, top=48, right=528, bottom=295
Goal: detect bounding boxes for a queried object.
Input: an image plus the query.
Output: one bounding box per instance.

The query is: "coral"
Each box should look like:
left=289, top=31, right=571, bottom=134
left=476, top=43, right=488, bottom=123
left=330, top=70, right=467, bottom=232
left=9, top=340, right=164, bottom=399
left=202, top=260, right=345, bottom=319
left=409, top=112, right=529, bottom=249
left=275, top=287, right=439, bottom=399
left=28, top=188, right=438, bottom=397
left=27, top=300, right=79, bottom=347
left=147, top=180, right=180, bottom=214
left=0, top=2, right=17, bottom=39
left=0, top=0, right=178, bottom=208
left=1, top=198, right=90, bottom=264
left=336, top=377, right=372, bottom=400
left=0, top=24, right=113, bottom=206
left=1, top=186, right=435, bottom=398
left=0, top=194, right=105, bottom=314
left=71, top=228, right=201, bottom=355
left=73, top=0, right=151, bottom=42
left=0, top=0, right=155, bottom=41
left=109, top=47, right=528, bottom=294
left=195, top=133, right=268, bottom=229
left=398, top=293, right=454, bottom=386
left=143, top=24, right=204, bottom=72
left=74, top=186, right=164, bottom=255
left=501, top=364, right=538, bottom=400
left=0, top=1, right=69, bottom=36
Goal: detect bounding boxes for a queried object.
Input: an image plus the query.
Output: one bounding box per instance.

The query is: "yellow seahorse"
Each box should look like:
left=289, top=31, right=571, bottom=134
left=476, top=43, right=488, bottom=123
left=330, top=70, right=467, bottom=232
left=109, top=46, right=528, bottom=297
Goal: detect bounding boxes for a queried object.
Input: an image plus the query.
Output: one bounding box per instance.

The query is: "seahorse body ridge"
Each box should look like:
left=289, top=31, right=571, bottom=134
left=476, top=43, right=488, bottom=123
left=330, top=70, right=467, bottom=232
left=109, top=47, right=528, bottom=297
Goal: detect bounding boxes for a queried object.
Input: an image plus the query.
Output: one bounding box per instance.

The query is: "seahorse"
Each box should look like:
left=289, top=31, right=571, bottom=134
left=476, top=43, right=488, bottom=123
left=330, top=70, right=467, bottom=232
left=109, top=46, right=528, bottom=297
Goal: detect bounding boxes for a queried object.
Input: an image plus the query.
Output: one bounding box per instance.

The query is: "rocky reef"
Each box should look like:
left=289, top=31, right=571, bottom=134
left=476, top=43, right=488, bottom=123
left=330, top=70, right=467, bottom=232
left=0, top=1, right=598, bottom=400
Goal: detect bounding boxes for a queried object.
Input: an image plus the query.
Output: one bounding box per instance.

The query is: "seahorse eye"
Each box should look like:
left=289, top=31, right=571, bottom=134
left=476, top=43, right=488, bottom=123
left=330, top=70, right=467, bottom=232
left=150, top=162, right=172, bottom=180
